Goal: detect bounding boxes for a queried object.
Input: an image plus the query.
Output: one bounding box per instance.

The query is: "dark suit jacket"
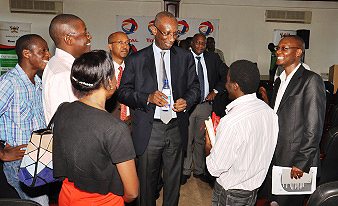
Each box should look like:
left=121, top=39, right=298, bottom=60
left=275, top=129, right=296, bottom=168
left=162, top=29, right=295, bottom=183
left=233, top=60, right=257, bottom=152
left=203, top=51, right=228, bottom=94
left=117, top=45, right=200, bottom=156
left=202, top=51, right=229, bottom=116
left=270, top=65, right=326, bottom=174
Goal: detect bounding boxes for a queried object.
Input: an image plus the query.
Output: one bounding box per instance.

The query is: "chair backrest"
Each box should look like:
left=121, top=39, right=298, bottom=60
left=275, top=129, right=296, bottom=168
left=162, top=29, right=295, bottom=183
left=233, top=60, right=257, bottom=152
left=330, top=104, right=338, bottom=128
left=324, top=81, right=334, bottom=95
left=0, top=198, right=41, bottom=206
left=307, top=181, right=338, bottom=206
left=319, top=126, right=338, bottom=185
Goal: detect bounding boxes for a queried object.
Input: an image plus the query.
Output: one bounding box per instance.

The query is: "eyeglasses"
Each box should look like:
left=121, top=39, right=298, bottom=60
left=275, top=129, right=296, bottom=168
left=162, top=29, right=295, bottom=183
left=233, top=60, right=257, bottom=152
left=154, top=25, right=179, bottom=39
left=109, top=41, right=130, bottom=46
left=274, top=46, right=300, bottom=51
left=67, top=31, right=91, bottom=38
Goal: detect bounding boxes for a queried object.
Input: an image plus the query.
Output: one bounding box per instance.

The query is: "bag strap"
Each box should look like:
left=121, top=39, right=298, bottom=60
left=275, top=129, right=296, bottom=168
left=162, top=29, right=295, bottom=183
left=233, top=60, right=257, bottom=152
left=47, top=102, right=68, bottom=130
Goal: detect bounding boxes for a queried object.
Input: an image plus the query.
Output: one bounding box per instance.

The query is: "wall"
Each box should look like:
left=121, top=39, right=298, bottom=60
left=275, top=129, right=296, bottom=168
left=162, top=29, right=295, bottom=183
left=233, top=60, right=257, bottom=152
left=0, top=0, right=337, bottom=75
left=181, top=0, right=338, bottom=75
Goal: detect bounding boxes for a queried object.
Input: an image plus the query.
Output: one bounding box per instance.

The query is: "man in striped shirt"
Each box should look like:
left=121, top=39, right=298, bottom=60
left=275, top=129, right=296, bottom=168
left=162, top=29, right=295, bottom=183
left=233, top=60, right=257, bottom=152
left=0, top=34, right=51, bottom=205
left=205, top=60, right=279, bottom=206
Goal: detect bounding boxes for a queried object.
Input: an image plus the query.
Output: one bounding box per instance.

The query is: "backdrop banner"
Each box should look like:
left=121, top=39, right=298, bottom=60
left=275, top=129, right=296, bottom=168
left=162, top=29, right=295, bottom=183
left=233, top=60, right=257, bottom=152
left=0, top=21, right=31, bottom=74
left=116, top=16, right=219, bottom=52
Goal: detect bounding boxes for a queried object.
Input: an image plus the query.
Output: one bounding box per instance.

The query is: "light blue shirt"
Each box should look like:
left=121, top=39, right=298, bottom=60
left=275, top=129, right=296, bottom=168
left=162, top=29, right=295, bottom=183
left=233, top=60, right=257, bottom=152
left=0, top=64, right=46, bottom=146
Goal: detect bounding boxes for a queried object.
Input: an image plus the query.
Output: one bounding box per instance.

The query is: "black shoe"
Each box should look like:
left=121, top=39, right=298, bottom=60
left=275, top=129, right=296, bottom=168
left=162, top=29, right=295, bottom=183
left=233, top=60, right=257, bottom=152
left=193, top=173, right=210, bottom=184
left=180, top=174, right=190, bottom=185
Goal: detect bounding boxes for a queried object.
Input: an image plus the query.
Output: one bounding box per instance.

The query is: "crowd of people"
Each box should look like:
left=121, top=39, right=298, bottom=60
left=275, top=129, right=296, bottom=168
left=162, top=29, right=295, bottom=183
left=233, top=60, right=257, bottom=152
left=0, top=10, right=326, bottom=206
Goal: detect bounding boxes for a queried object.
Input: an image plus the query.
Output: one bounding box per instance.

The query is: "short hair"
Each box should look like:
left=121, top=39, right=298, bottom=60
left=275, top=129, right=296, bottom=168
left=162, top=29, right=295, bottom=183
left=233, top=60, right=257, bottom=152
left=229, top=60, right=260, bottom=95
left=154, top=11, right=176, bottom=27
left=49, top=14, right=82, bottom=45
left=15, top=34, right=43, bottom=63
left=207, top=37, right=215, bottom=42
left=71, top=50, right=114, bottom=97
left=192, top=33, right=205, bottom=42
left=283, top=35, right=305, bottom=56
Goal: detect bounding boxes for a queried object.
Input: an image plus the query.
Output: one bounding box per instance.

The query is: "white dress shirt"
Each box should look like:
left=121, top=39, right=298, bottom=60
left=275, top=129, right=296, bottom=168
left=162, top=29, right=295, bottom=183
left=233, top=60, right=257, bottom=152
left=206, top=93, right=279, bottom=191
left=273, top=63, right=301, bottom=113
left=113, top=60, right=130, bottom=116
left=152, top=43, right=176, bottom=119
left=191, top=51, right=209, bottom=100
left=42, top=48, right=77, bottom=124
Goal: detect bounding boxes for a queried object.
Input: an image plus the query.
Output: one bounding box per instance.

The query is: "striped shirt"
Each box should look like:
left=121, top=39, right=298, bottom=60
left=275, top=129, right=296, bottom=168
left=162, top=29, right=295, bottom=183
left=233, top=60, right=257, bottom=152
left=0, top=64, right=46, bottom=146
left=206, top=93, right=278, bottom=191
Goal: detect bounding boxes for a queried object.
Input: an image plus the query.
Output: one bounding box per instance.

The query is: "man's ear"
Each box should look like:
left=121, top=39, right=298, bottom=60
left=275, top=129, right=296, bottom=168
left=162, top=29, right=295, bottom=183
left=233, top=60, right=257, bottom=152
left=108, top=43, right=113, bottom=51
left=64, top=34, right=72, bottom=46
left=296, top=48, right=303, bottom=57
left=151, top=25, right=157, bottom=36
left=22, top=49, right=31, bottom=59
left=233, top=82, right=240, bottom=92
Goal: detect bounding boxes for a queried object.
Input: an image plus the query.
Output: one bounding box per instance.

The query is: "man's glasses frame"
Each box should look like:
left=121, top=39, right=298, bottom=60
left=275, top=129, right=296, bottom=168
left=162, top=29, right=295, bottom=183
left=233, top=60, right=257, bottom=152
left=274, top=46, right=300, bottom=52
left=154, top=25, right=179, bottom=39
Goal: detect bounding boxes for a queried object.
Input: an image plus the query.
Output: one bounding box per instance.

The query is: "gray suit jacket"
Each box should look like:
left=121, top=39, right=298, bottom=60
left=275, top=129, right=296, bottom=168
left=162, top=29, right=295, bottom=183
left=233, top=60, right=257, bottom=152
left=270, top=65, right=326, bottom=174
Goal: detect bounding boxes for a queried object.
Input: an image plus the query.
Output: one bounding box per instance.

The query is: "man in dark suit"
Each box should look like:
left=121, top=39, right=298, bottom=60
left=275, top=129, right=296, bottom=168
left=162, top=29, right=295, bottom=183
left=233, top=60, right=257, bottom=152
left=118, top=11, right=200, bottom=206
left=105, top=32, right=132, bottom=126
left=268, top=36, right=326, bottom=206
left=182, top=33, right=228, bottom=185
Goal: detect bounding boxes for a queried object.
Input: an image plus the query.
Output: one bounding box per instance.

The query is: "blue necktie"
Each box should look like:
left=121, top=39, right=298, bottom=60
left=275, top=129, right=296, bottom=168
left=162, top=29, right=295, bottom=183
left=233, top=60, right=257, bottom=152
left=196, top=56, right=204, bottom=103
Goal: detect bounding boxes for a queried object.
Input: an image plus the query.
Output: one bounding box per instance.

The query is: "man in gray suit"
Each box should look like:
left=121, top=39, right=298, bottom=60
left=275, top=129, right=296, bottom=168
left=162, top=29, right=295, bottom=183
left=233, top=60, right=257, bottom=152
left=268, top=36, right=326, bottom=206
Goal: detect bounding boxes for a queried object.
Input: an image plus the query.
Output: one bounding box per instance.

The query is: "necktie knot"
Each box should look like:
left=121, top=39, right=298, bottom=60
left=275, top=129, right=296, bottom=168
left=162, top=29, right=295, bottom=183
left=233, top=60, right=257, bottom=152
left=118, top=66, right=123, bottom=73
left=196, top=56, right=201, bottom=61
left=161, top=51, right=166, bottom=59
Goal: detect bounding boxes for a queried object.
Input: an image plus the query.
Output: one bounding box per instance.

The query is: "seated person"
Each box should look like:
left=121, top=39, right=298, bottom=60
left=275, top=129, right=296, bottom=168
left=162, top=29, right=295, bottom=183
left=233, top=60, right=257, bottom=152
left=53, top=50, right=139, bottom=206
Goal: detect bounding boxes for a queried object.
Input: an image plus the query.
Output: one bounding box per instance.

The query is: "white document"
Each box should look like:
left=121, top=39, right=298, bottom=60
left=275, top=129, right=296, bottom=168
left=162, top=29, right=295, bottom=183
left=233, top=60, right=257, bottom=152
left=272, top=166, right=317, bottom=195
left=205, top=117, right=216, bottom=146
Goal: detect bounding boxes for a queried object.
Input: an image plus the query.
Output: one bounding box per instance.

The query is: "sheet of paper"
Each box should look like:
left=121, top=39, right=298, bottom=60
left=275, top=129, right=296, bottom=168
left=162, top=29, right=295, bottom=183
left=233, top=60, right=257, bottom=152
left=205, top=117, right=216, bottom=146
left=272, top=166, right=317, bottom=195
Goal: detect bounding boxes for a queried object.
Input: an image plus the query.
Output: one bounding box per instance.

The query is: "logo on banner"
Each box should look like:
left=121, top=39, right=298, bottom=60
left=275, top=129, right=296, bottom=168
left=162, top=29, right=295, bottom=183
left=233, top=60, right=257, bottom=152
left=148, top=20, right=155, bottom=35
left=199, top=21, right=214, bottom=36
left=10, top=26, right=19, bottom=33
left=178, top=20, right=189, bottom=36
left=122, top=18, right=138, bottom=34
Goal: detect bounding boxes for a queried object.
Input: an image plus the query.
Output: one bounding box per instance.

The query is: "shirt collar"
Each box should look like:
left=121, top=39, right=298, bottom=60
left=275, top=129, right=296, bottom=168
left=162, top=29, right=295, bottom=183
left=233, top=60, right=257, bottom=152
left=279, top=63, right=301, bottom=82
left=55, top=48, right=75, bottom=62
left=113, top=60, right=125, bottom=70
left=225, top=93, right=257, bottom=114
left=14, top=64, right=42, bottom=89
left=191, top=51, right=204, bottom=59
left=152, top=43, right=170, bottom=56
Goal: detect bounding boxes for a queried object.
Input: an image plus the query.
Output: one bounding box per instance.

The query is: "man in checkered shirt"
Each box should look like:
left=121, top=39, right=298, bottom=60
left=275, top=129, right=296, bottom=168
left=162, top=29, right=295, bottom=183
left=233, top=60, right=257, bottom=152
left=0, top=34, right=51, bottom=206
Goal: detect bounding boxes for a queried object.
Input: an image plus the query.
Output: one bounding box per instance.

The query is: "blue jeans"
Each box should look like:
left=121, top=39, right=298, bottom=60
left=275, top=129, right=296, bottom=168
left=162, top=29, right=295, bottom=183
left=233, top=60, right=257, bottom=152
left=212, top=181, right=258, bottom=206
left=3, top=160, right=49, bottom=206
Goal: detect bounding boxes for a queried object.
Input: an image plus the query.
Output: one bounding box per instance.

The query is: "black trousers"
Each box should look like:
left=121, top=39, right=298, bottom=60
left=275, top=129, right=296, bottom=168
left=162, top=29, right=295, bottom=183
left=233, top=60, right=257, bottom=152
left=138, top=119, right=182, bottom=206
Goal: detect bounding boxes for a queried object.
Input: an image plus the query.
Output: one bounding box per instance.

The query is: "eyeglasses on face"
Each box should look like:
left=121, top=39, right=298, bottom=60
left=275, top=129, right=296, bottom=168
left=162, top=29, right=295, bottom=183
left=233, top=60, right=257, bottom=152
left=274, top=46, right=300, bottom=51
left=109, top=41, right=130, bottom=46
left=67, top=31, right=91, bottom=38
left=154, top=25, right=179, bottom=39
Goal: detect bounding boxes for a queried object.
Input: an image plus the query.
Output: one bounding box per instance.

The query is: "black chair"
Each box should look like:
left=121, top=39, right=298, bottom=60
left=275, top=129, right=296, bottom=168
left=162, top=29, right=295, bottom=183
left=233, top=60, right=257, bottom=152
left=0, top=198, right=41, bottom=206
left=319, top=126, right=338, bottom=185
left=307, top=181, right=338, bottom=206
left=324, top=81, right=334, bottom=95
left=330, top=104, right=338, bottom=128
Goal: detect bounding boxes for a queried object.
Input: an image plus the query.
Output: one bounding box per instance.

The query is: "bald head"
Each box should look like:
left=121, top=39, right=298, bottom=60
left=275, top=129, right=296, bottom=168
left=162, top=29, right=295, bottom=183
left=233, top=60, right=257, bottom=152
left=108, top=32, right=130, bottom=64
left=49, top=14, right=82, bottom=46
left=154, top=11, right=177, bottom=27
left=108, top=32, right=127, bottom=44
